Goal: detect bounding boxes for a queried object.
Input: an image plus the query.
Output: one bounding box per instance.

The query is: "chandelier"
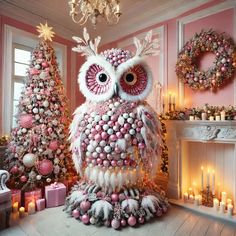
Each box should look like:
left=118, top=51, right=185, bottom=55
left=68, top=0, right=121, bottom=26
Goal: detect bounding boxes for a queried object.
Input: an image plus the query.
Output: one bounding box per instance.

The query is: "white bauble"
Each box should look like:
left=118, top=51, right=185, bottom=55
left=46, top=178, right=51, bottom=183
left=22, top=128, right=27, bottom=133
left=43, top=101, right=49, bottom=107
left=23, top=153, right=36, bottom=168
left=33, top=108, right=39, bottom=114
left=36, top=175, right=42, bottom=180
left=36, top=95, right=41, bottom=100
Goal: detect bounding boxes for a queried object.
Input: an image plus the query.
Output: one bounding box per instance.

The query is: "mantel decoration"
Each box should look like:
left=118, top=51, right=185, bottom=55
left=68, top=0, right=121, bottom=26
left=176, top=29, right=236, bottom=91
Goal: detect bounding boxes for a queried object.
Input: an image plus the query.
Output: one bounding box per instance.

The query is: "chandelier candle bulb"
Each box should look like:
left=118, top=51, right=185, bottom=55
left=221, top=192, right=227, bottom=203
left=28, top=202, right=36, bottom=215
left=12, top=202, right=19, bottom=213
left=19, top=207, right=25, bottom=218
left=220, top=111, right=226, bottom=121
left=227, top=204, right=233, bottom=217
left=201, top=166, right=204, bottom=191
left=220, top=201, right=226, bottom=214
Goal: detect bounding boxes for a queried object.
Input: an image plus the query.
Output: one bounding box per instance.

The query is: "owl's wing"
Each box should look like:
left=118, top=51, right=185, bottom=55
left=137, top=105, right=163, bottom=178
left=70, top=103, right=87, bottom=175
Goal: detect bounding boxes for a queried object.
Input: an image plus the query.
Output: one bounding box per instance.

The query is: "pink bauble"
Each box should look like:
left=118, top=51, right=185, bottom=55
left=19, top=114, right=33, bottom=128
left=49, top=140, right=58, bottom=151
left=81, top=214, right=90, bottom=224
left=128, top=216, right=137, bottom=226
left=37, top=159, right=53, bottom=176
left=124, top=123, right=131, bottom=130
left=96, top=158, right=102, bottom=165
left=121, top=219, right=126, bottom=227
left=162, top=206, right=168, bottom=213
left=111, top=115, right=117, bottom=122
left=103, top=160, right=110, bottom=167
left=47, top=127, right=53, bottom=133
left=111, top=219, right=120, bottom=229
left=95, top=125, right=101, bottom=131
left=111, top=160, right=117, bottom=167
left=138, top=143, right=145, bottom=149
left=116, top=132, right=122, bottom=139
left=110, top=134, right=117, bottom=142
left=101, top=132, right=108, bottom=140
left=120, top=128, right=126, bottom=134
left=111, top=193, right=119, bottom=202
left=91, top=128, right=97, bottom=135
left=94, top=133, right=101, bottom=142
left=72, top=209, right=80, bottom=219
left=80, top=201, right=91, bottom=212
left=41, top=62, right=49, bottom=68
left=138, top=217, right=145, bottom=224
left=10, top=166, right=19, bottom=174
left=20, top=175, right=27, bottom=182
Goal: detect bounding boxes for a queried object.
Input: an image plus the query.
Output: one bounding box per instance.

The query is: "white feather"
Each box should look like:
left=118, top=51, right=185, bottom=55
left=140, top=127, right=147, bottom=145
left=98, top=169, right=105, bottom=187
left=90, top=200, right=113, bottom=220
left=68, top=190, right=84, bottom=204
left=141, top=195, right=160, bottom=213
left=84, top=166, right=91, bottom=179
left=117, top=171, right=124, bottom=190
left=110, top=172, right=117, bottom=191
left=121, top=199, right=139, bottom=213
left=104, top=170, right=111, bottom=189
left=90, top=167, right=99, bottom=183
left=72, top=153, right=81, bottom=174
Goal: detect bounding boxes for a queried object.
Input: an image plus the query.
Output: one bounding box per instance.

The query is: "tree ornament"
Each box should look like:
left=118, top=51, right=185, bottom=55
left=19, top=114, right=33, bottom=128
left=72, top=209, right=80, bottom=219
left=20, top=175, right=27, bottom=182
left=111, top=219, right=120, bottom=229
left=81, top=214, right=90, bottom=224
left=80, top=201, right=91, bottom=212
left=49, top=140, right=58, bottom=151
left=128, top=215, right=137, bottom=226
left=37, top=159, right=53, bottom=176
left=10, top=166, right=19, bottom=174
left=23, top=153, right=36, bottom=168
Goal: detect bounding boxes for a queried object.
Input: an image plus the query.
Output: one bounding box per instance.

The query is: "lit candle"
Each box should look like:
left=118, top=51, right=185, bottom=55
left=207, top=168, right=210, bottom=187
left=19, top=207, right=25, bottom=218
left=227, top=204, right=233, bottom=217
left=227, top=199, right=232, bottom=205
left=201, top=166, right=204, bottom=191
left=212, top=169, right=215, bottom=195
left=189, top=194, right=194, bottom=203
left=12, top=202, right=19, bottom=213
left=28, top=202, right=36, bottom=215
left=194, top=195, right=199, bottom=206
left=213, top=198, right=219, bottom=211
left=168, top=92, right=171, bottom=104
left=221, top=192, right=227, bottom=203
left=183, top=192, right=188, bottom=202
left=209, top=116, right=214, bottom=121
left=173, top=94, right=175, bottom=104
left=220, top=110, right=225, bottom=121
left=219, top=201, right=225, bottom=214
left=189, top=115, right=194, bottom=121
left=215, top=115, right=220, bottom=121
left=188, top=187, right=193, bottom=195
left=201, top=112, right=207, bottom=120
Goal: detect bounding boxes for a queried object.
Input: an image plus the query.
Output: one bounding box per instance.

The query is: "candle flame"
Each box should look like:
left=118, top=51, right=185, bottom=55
left=201, top=166, right=204, bottom=170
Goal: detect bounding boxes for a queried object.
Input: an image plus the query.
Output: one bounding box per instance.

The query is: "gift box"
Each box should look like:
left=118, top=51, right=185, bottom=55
left=36, top=198, right=45, bottom=211
left=11, top=189, right=21, bottom=205
left=24, top=189, right=42, bottom=211
left=45, top=182, right=66, bottom=208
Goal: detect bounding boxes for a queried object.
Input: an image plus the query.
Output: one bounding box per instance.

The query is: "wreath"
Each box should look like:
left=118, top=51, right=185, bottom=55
left=176, top=29, right=236, bottom=91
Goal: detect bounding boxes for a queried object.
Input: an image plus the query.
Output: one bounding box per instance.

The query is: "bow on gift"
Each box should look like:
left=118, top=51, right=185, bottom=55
left=51, top=182, right=59, bottom=189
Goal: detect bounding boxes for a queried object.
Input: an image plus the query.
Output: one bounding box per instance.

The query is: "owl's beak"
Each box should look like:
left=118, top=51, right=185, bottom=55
left=114, top=83, right=119, bottom=96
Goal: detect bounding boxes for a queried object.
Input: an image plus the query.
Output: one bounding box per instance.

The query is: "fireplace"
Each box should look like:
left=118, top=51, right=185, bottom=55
left=164, top=120, right=236, bottom=222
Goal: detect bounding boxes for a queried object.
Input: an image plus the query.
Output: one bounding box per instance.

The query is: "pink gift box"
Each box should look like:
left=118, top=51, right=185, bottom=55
left=36, top=199, right=45, bottom=211
left=24, top=189, right=42, bottom=211
left=45, top=182, right=66, bottom=208
left=11, top=189, right=21, bottom=205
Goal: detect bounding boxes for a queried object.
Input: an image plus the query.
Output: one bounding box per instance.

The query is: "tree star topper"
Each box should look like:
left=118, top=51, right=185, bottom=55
left=36, top=22, right=55, bottom=41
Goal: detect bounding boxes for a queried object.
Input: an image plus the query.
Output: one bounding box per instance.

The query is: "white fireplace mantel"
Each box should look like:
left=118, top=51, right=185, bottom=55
left=164, top=120, right=236, bottom=200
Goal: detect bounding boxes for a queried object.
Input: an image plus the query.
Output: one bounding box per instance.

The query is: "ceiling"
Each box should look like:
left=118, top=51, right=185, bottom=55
left=0, top=0, right=210, bottom=45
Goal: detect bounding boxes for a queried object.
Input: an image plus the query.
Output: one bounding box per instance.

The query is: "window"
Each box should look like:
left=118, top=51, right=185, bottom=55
left=12, top=44, right=32, bottom=127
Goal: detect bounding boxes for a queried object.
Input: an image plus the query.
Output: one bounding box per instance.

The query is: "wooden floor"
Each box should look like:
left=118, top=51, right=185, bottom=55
left=1, top=204, right=236, bottom=236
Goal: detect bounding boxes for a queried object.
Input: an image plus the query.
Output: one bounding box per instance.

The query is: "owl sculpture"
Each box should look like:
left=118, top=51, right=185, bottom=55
left=65, top=28, right=168, bottom=228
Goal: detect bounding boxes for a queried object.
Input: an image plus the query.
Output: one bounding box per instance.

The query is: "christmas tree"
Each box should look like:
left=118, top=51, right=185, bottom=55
left=6, top=23, right=75, bottom=190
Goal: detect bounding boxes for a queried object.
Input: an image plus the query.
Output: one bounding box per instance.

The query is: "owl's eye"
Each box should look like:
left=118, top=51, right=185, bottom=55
left=98, top=73, right=108, bottom=83
left=124, top=72, right=137, bottom=85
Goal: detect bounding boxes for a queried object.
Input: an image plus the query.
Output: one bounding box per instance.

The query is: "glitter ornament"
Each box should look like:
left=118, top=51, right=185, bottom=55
left=23, top=153, right=36, bottom=168
left=37, top=159, right=53, bottom=176
left=19, top=114, right=33, bottom=128
left=111, top=219, right=120, bottom=229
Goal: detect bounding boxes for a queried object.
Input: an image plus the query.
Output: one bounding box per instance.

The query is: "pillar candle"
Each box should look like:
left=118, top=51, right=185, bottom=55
left=12, top=202, right=19, bottom=213
left=227, top=204, right=233, bottom=217
left=221, top=192, right=227, bottom=203
left=194, top=196, right=199, bottom=206
left=19, top=207, right=25, bottom=218
left=201, top=113, right=207, bottom=120
left=189, top=116, right=194, bottom=121
left=220, top=201, right=225, bottom=214
left=28, top=202, right=36, bottom=214
left=183, top=192, right=188, bottom=202
left=215, top=115, right=220, bottom=121
left=213, top=198, right=219, bottom=211
left=209, top=116, right=214, bottom=121
left=220, top=111, right=225, bottom=121
left=212, top=170, right=215, bottom=195
left=201, top=166, right=204, bottom=191
left=189, top=194, right=194, bottom=203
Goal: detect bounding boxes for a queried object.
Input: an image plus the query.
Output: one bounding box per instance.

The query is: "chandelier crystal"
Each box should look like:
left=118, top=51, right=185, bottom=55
left=68, top=0, right=121, bottom=26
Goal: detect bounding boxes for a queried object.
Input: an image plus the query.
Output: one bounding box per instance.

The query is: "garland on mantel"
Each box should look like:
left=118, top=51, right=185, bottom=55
left=160, top=104, right=236, bottom=121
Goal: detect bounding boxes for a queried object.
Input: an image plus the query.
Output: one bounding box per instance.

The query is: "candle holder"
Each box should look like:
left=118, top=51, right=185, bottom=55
left=201, top=185, right=214, bottom=207
left=162, top=104, right=165, bottom=114
left=172, top=103, right=176, bottom=111
left=168, top=103, right=171, bottom=112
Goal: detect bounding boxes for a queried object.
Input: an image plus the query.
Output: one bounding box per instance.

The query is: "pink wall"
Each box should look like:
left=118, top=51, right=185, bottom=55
left=101, top=0, right=235, bottom=109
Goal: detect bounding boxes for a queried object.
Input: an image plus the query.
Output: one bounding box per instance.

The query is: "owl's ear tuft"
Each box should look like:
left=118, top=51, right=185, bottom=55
left=72, top=28, right=101, bottom=57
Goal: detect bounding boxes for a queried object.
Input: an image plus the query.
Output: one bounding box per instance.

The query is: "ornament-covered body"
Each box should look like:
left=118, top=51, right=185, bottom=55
left=65, top=28, right=168, bottom=229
